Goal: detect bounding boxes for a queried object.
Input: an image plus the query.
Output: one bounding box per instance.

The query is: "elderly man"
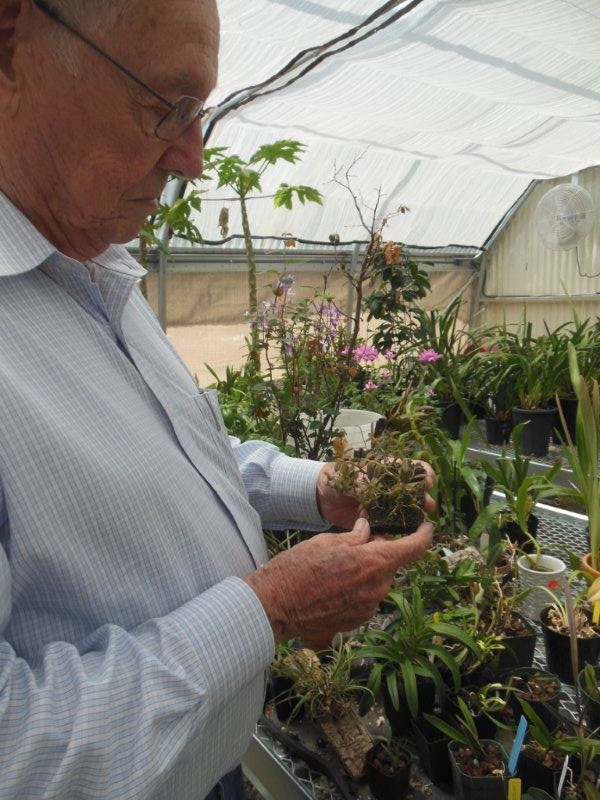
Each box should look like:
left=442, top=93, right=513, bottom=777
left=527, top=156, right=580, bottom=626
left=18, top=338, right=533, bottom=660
left=0, top=0, right=434, bottom=798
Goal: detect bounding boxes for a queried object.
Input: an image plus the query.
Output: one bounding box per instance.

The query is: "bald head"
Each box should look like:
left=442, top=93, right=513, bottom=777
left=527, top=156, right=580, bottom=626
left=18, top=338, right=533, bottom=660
left=53, top=0, right=137, bottom=28
left=0, top=0, right=219, bottom=259
left=42, top=0, right=138, bottom=69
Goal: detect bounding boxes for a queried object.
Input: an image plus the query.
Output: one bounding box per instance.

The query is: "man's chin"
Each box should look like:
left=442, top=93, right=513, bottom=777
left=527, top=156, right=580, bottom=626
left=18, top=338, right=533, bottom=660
left=108, top=206, right=158, bottom=245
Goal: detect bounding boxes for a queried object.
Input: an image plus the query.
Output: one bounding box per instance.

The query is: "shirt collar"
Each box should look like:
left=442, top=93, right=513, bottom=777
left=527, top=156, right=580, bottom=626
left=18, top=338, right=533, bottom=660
left=0, top=190, right=146, bottom=279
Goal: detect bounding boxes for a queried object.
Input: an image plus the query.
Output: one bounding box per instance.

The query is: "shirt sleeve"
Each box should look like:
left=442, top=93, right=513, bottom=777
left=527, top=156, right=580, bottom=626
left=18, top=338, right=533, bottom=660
left=0, top=576, right=274, bottom=799
left=230, top=437, right=329, bottom=530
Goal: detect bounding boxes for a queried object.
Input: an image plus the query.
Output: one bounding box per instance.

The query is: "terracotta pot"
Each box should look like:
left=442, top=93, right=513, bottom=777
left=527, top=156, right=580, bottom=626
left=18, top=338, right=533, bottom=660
left=581, top=552, right=600, bottom=579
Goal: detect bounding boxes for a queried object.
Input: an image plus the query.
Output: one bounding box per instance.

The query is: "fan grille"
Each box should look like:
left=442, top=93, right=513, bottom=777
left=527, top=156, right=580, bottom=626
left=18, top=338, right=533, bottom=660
left=534, top=184, right=595, bottom=250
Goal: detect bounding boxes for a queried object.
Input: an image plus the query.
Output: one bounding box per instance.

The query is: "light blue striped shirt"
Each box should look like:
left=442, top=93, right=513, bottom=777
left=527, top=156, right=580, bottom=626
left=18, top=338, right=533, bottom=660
left=0, top=192, right=325, bottom=799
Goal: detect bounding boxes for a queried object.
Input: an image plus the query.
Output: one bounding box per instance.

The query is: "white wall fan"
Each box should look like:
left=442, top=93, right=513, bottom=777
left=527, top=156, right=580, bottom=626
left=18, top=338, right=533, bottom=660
left=534, top=182, right=595, bottom=251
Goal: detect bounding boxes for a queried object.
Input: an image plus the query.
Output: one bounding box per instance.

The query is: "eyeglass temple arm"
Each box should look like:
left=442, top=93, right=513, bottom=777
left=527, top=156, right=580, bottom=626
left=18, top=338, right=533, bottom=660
left=32, top=0, right=172, bottom=107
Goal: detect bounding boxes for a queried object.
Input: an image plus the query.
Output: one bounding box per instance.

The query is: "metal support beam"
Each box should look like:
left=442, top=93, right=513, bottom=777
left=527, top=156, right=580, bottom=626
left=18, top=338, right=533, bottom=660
left=243, top=735, right=313, bottom=800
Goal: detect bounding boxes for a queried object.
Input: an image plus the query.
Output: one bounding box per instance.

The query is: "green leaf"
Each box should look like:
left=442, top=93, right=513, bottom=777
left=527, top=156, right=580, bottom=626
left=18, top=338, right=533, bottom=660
left=250, top=140, right=306, bottom=166
left=423, top=712, right=470, bottom=749
left=273, top=184, right=323, bottom=210
left=399, top=658, right=418, bottom=717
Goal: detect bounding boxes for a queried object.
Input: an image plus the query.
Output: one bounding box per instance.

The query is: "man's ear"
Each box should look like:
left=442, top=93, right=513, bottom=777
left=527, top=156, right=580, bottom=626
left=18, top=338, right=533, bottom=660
left=0, top=0, right=25, bottom=114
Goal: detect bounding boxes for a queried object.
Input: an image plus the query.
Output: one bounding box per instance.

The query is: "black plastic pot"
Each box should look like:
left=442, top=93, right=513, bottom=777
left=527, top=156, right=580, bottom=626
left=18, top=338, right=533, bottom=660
left=553, top=395, right=578, bottom=445
left=496, top=613, right=537, bottom=671
left=500, top=514, right=539, bottom=553
left=485, top=417, right=512, bottom=445
left=578, top=666, right=600, bottom=731
left=494, top=553, right=515, bottom=586
left=464, top=399, right=487, bottom=420
left=517, top=748, right=567, bottom=795
left=452, top=475, right=495, bottom=530
left=458, top=659, right=502, bottom=693
left=540, top=607, right=600, bottom=685
left=449, top=739, right=508, bottom=800
left=382, top=676, right=435, bottom=735
left=269, top=675, right=304, bottom=722
left=512, top=407, right=558, bottom=457
left=506, top=667, right=561, bottom=729
left=368, top=489, right=426, bottom=535
left=411, top=715, right=453, bottom=788
left=442, top=688, right=498, bottom=740
left=440, top=402, right=463, bottom=439
left=366, top=740, right=411, bottom=800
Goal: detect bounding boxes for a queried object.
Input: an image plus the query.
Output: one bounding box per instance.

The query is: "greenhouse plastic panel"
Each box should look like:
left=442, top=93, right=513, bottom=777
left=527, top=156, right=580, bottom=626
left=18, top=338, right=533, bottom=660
left=244, top=501, right=589, bottom=800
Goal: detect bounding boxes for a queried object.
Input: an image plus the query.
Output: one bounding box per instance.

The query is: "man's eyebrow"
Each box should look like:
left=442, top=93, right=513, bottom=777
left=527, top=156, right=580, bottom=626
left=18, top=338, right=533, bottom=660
left=161, top=69, right=213, bottom=100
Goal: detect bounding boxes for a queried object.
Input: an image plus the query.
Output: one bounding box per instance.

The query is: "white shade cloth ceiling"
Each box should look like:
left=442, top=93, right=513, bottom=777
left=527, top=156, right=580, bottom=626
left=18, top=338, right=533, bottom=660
left=178, top=0, right=600, bottom=251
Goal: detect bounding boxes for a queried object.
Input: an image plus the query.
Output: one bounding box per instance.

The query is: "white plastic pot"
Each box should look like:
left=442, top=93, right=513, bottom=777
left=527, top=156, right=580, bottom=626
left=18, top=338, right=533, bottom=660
left=517, top=554, right=567, bottom=623
left=333, top=409, right=384, bottom=453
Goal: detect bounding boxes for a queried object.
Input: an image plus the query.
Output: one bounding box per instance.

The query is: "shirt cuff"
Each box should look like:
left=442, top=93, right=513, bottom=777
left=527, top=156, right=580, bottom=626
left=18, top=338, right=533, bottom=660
left=168, top=577, right=274, bottom=712
left=269, top=454, right=328, bottom=528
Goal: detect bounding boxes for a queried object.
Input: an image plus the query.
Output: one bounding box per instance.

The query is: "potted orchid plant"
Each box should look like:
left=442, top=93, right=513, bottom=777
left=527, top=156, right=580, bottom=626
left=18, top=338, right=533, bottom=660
left=556, top=342, right=600, bottom=576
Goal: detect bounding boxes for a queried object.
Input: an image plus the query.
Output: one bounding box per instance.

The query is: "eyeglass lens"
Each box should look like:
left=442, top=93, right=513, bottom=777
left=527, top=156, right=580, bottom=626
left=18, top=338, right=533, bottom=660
left=156, top=96, right=207, bottom=141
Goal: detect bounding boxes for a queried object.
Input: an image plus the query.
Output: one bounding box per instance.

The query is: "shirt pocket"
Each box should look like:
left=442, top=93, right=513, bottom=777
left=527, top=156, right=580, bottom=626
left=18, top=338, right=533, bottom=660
left=169, top=389, right=248, bottom=498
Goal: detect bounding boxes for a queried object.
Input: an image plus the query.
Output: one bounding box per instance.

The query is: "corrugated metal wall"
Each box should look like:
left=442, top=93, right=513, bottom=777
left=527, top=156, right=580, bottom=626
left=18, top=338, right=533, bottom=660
left=476, top=165, right=600, bottom=333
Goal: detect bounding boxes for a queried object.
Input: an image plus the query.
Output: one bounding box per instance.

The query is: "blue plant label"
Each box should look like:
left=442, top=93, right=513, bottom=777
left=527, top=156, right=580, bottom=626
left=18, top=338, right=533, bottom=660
left=508, top=715, right=529, bottom=776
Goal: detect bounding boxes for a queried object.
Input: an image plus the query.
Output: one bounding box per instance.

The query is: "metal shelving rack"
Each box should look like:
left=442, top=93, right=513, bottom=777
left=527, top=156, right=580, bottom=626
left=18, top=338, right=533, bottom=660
left=243, top=433, right=590, bottom=800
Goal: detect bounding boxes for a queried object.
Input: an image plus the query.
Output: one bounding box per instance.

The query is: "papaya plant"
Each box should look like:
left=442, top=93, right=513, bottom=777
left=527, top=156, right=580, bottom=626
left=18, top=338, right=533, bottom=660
left=203, top=140, right=323, bottom=370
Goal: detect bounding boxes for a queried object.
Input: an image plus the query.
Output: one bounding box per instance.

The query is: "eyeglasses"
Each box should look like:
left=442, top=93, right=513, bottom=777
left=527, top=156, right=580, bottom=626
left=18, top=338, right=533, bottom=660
left=33, top=0, right=208, bottom=141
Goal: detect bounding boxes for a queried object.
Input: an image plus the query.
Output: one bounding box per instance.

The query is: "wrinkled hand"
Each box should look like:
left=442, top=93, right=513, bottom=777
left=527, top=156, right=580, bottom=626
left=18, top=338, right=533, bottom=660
left=316, top=459, right=437, bottom=530
left=244, top=517, right=433, bottom=643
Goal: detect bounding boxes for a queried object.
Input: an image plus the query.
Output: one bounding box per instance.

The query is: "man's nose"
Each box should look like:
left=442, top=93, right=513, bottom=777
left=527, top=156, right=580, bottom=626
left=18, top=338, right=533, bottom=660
left=157, top=119, right=204, bottom=180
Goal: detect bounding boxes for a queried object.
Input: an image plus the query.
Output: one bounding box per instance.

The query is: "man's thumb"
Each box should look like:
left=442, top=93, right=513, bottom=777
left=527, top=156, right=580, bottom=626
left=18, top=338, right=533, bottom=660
left=342, top=517, right=371, bottom=544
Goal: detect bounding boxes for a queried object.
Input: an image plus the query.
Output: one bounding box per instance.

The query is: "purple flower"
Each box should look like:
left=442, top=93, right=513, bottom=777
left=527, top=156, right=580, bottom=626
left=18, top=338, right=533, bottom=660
left=384, top=349, right=397, bottom=361
left=317, top=302, right=342, bottom=338
left=364, top=379, right=379, bottom=390
left=353, top=344, right=379, bottom=363
left=283, top=332, right=295, bottom=356
left=379, top=368, right=390, bottom=379
left=418, top=348, right=441, bottom=363
left=277, top=274, right=296, bottom=291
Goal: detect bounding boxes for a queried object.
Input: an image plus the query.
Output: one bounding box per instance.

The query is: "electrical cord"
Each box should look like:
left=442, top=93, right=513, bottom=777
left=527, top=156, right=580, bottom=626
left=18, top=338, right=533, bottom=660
left=576, top=245, right=600, bottom=278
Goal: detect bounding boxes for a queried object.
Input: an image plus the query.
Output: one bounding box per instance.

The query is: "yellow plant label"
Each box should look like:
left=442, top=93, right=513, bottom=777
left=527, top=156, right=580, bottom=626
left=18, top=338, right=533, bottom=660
left=593, top=602, right=600, bottom=624
left=508, top=777, right=522, bottom=800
